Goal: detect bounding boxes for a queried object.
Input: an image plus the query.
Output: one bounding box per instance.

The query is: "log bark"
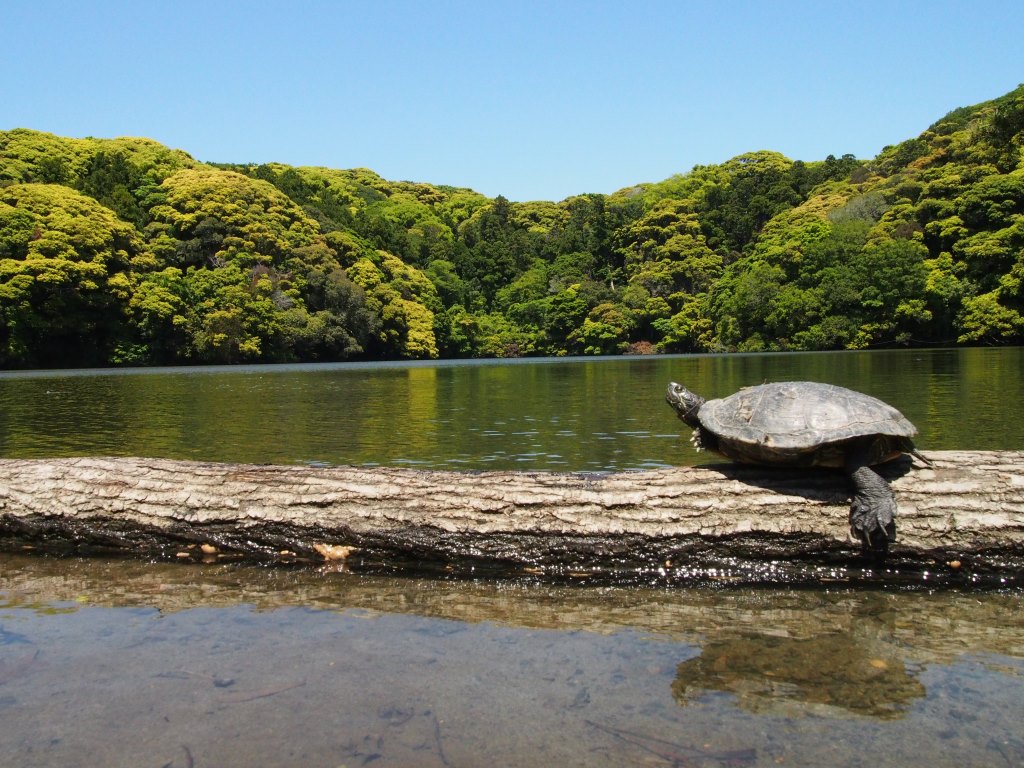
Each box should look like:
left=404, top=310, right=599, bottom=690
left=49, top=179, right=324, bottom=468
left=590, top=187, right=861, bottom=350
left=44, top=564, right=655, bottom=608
left=2, top=452, right=1023, bottom=585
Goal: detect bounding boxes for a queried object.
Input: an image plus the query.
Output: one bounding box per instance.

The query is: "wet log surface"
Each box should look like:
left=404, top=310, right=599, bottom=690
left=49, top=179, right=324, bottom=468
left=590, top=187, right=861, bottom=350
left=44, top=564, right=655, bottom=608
left=1, top=452, right=1023, bottom=586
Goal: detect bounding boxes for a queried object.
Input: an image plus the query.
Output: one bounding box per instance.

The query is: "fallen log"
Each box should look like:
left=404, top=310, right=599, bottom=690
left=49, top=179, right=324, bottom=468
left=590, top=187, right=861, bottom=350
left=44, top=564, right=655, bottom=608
left=1, top=452, right=1023, bottom=585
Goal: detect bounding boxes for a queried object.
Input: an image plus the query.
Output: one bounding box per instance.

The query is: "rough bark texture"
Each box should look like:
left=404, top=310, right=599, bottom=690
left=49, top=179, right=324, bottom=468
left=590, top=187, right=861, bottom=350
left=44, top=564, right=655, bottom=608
left=2, top=452, right=1023, bottom=584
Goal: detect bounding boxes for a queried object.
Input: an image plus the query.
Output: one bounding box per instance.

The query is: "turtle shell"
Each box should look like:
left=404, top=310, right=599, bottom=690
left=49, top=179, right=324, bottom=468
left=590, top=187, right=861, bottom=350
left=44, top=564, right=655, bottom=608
left=698, top=381, right=917, bottom=466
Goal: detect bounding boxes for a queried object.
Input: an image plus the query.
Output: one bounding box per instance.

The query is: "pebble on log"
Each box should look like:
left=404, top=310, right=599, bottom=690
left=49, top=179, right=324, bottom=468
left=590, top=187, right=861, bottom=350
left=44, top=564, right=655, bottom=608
left=1, top=452, right=1023, bottom=586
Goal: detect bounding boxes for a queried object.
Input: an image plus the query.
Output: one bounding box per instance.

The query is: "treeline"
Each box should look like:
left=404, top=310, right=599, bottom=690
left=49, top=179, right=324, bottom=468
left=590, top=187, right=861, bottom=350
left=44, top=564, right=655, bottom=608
left=1, top=84, right=1022, bottom=368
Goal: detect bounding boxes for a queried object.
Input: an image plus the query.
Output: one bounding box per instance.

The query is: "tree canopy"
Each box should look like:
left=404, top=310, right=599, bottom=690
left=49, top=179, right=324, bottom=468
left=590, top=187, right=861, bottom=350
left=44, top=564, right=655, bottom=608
left=2, top=85, right=1023, bottom=368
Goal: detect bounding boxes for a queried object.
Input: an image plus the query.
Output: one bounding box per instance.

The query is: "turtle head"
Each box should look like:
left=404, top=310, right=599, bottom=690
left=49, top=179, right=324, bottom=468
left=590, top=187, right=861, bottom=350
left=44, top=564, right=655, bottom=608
left=666, top=382, right=705, bottom=428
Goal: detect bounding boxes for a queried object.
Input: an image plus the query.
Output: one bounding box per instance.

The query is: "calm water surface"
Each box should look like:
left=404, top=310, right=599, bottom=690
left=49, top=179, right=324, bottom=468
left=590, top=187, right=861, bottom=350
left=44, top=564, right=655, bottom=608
left=1, top=347, right=1022, bottom=469
left=1, top=349, right=1023, bottom=766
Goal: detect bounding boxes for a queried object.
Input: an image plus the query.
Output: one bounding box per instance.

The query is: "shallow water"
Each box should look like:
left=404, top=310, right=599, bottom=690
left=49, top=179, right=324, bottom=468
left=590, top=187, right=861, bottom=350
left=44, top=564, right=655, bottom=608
left=2, top=554, right=1023, bottom=767
left=1, top=349, right=1023, bottom=766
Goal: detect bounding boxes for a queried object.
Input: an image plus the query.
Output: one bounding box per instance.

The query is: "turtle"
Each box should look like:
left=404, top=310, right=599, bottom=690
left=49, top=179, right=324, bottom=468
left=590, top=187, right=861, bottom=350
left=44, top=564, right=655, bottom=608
left=665, top=380, right=928, bottom=551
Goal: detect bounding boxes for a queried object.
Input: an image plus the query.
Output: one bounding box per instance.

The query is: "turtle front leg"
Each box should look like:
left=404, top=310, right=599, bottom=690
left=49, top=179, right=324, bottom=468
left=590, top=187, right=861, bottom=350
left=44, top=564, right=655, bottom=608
left=845, top=446, right=897, bottom=553
left=689, top=426, right=719, bottom=454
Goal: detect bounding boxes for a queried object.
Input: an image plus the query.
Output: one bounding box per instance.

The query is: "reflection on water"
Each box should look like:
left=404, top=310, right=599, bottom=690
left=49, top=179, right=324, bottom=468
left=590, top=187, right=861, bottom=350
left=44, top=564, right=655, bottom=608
left=1, top=348, right=1022, bottom=470
left=673, top=632, right=926, bottom=719
left=1, top=554, right=1023, bottom=767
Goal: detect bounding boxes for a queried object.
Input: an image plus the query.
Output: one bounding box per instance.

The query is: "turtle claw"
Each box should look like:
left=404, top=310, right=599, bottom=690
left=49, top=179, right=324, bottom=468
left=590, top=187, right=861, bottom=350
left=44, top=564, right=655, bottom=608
left=690, top=429, right=705, bottom=452
left=850, top=494, right=897, bottom=553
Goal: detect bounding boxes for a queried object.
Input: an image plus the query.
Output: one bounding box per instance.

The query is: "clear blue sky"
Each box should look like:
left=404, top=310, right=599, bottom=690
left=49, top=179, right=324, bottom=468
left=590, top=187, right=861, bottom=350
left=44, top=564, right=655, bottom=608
left=3, top=0, right=1022, bottom=202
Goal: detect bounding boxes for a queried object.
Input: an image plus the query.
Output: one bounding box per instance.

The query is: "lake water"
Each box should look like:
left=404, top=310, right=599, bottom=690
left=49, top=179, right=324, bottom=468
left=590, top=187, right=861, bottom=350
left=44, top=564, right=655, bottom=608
left=2, top=347, right=1022, bottom=468
left=1, top=349, right=1023, bottom=767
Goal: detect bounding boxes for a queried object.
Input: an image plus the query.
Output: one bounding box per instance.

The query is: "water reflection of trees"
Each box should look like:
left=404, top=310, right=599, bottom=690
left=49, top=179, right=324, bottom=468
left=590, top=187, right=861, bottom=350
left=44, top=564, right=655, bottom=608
left=2, top=348, right=1022, bottom=467
left=671, top=631, right=925, bottom=719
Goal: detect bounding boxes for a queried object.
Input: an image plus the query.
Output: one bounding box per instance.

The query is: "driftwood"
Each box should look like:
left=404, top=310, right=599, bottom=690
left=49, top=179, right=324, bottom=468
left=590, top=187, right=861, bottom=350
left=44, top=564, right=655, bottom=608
left=1, top=452, right=1023, bottom=585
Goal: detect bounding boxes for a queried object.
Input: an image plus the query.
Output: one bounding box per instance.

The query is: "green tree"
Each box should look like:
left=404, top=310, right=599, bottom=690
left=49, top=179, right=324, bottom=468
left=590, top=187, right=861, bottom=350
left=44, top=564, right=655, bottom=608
left=347, top=252, right=440, bottom=359
left=569, top=302, right=636, bottom=355
left=456, top=196, right=534, bottom=303
left=0, top=184, right=143, bottom=366
left=958, top=291, right=1024, bottom=343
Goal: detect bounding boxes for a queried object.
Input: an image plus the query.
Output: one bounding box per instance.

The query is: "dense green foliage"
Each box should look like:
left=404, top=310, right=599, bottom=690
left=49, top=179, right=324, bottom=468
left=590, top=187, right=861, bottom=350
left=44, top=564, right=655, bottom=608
left=2, top=85, right=1023, bottom=367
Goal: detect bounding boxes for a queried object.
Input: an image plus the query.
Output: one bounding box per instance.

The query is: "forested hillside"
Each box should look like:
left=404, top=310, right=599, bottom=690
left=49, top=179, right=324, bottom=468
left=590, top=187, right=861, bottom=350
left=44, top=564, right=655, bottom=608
left=1, top=85, right=1022, bottom=368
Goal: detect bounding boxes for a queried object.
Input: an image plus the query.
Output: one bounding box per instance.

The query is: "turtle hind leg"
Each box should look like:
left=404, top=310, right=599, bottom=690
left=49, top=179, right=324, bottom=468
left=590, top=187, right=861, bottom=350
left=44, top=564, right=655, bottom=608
left=845, top=443, right=897, bottom=553
left=847, top=465, right=897, bottom=553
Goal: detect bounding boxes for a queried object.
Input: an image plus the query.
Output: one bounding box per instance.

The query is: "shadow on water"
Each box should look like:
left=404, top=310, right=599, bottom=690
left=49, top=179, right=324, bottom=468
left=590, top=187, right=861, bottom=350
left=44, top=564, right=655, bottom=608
left=2, top=554, right=1024, bottom=767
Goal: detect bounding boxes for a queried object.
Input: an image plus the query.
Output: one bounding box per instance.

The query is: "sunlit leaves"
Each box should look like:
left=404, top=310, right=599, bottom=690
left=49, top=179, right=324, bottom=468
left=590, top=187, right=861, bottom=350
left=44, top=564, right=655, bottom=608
left=348, top=253, right=440, bottom=359
left=149, top=169, right=327, bottom=268
left=958, top=291, right=1024, bottom=343
left=0, top=183, right=145, bottom=366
